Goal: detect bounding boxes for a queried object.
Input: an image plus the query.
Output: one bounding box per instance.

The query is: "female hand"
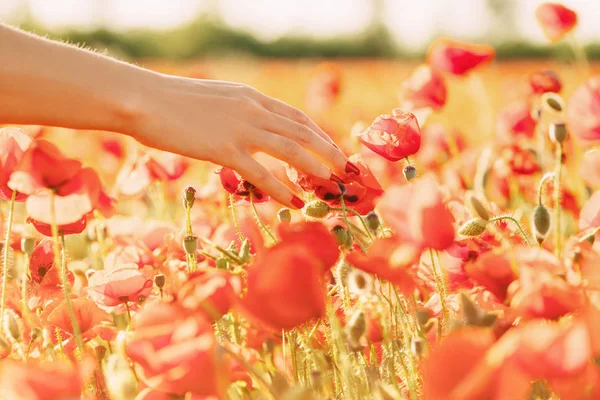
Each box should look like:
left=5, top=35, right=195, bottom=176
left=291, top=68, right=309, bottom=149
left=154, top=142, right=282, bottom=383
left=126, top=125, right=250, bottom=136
left=131, top=76, right=356, bottom=209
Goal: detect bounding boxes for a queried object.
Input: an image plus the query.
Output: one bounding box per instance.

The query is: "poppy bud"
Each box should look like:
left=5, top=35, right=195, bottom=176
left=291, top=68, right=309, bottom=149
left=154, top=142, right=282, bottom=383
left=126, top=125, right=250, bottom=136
left=541, top=92, right=564, bottom=113
left=549, top=121, right=568, bottom=144
left=332, top=225, right=350, bottom=248
left=410, top=337, right=427, bottom=359
left=347, top=268, right=373, bottom=294
left=303, top=200, right=331, bottom=219
left=30, top=327, right=42, bottom=342
left=3, top=309, right=22, bottom=343
left=216, top=257, right=229, bottom=270
left=416, top=309, right=432, bottom=326
left=182, top=235, right=197, bottom=255
left=532, top=205, right=551, bottom=244
left=96, top=345, right=107, bottom=362
left=460, top=292, right=481, bottom=326
left=466, top=192, right=490, bottom=221
left=154, top=274, right=165, bottom=289
left=239, top=239, right=250, bottom=262
left=403, top=165, right=417, bottom=181
left=277, top=208, right=292, bottom=224
left=310, top=370, right=322, bottom=389
left=20, top=237, right=35, bottom=256
left=458, top=218, right=487, bottom=237
left=366, top=211, right=380, bottom=231
left=479, top=312, right=498, bottom=327
left=345, top=309, right=366, bottom=347
left=183, top=186, right=196, bottom=208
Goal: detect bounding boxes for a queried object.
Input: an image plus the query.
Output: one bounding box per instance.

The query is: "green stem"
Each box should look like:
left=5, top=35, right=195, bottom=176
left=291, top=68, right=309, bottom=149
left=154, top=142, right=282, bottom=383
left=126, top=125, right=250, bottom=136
left=554, top=144, right=563, bottom=257
left=50, top=192, right=84, bottom=359
left=1, top=190, right=16, bottom=323
left=537, top=172, right=555, bottom=206
left=339, top=196, right=367, bottom=253
left=569, top=33, right=590, bottom=78
left=229, top=194, right=245, bottom=243
left=429, top=248, right=448, bottom=336
left=124, top=301, right=132, bottom=330
left=487, top=216, right=532, bottom=246
left=249, top=192, right=277, bottom=244
left=330, top=207, right=374, bottom=242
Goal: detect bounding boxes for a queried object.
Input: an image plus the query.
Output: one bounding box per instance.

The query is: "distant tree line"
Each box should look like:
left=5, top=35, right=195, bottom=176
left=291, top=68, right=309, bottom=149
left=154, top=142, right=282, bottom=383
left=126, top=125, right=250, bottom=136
left=21, top=17, right=600, bottom=60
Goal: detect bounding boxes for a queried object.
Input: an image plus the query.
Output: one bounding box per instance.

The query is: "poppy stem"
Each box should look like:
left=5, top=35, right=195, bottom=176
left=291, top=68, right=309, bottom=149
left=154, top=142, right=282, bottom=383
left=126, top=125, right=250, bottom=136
left=487, top=216, right=533, bottom=246
left=569, top=33, right=590, bottom=78
left=20, top=253, right=34, bottom=328
left=50, top=191, right=84, bottom=360
left=537, top=172, right=555, bottom=206
left=229, top=194, right=245, bottom=243
left=339, top=196, right=367, bottom=253
left=124, top=301, right=132, bottom=329
left=220, top=344, right=277, bottom=400
left=0, top=190, right=16, bottom=324
left=554, top=143, right=563, bottom=258
left=249, top=192, right=277, bottom=245
left=330, top=207, right=374, bottom=242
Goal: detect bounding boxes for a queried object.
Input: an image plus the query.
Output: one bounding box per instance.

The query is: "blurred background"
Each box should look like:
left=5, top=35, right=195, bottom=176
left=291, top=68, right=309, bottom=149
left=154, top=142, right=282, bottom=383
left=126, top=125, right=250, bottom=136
left=1, top=0, right=600, bottom=59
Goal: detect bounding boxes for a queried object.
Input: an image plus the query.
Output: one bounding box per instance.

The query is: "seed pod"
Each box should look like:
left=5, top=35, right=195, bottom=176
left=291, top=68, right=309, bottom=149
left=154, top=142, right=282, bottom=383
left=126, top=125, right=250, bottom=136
left=403, top=165, right=417, bottom=181
left=30, top=327, right=42, bottom=342
left=303, top=200, right=331, bottom=219
left=216, top=257, right=229, bottom=270
left=3, top=309, right=22, bottom=343
left=532, top=205, right=551, bottom=244
left=458, top=218, right=487, bottom=237
left=366, top=211, right=380, bottom=231
left=347, top=268, right=373, bottom=294
left=466, top=192, right=490, bottom=221
left=549, top=121, right=568, bottom=144
left=20, top=237, right=36, bottom=256
left=183, top=186, right=196, bottom=208
left=345, top=309, right=366, bottom=347
left=154, top=274, right=165, bottom=289
left=541, top=92, right=565, bottom=113
left=416, top=309, right=432, bottom=326
left=277, top=208, right=292, bottom=224
left=182, top=235, right=197, bottom=255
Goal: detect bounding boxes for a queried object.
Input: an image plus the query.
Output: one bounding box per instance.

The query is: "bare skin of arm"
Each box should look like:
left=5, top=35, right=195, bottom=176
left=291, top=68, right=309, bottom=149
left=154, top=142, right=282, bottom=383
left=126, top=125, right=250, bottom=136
left=0, top=23, right=355, bottom=209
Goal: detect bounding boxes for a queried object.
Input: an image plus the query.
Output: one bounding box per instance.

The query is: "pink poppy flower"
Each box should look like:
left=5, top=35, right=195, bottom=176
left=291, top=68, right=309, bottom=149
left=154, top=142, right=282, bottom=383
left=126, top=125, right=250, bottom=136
left=0, top=127, right=32, bottom=201
left=536, top=2, right=578, bottom=43
left=87, top=263, right=154, bottom=308
left=427, top=38, right=495, bottom=76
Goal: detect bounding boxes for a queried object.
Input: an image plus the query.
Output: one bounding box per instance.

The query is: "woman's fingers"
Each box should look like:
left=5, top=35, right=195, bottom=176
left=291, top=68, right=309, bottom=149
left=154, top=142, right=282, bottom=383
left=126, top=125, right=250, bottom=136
left=261, top=110, right=349, bottom=174
left=229, top=153, right=305, bottom=209
left=251, top=130, right=337, bottom=182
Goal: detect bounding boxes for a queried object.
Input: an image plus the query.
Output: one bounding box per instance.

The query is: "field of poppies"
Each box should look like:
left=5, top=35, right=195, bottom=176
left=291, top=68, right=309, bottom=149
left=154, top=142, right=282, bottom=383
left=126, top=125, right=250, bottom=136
left=2, top=2, right=600, bottom=400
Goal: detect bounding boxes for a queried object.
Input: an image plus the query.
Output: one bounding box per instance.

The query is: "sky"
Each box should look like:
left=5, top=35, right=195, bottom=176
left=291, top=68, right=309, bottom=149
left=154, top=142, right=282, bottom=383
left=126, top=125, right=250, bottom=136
left=1, top=0, right=600, bottom=50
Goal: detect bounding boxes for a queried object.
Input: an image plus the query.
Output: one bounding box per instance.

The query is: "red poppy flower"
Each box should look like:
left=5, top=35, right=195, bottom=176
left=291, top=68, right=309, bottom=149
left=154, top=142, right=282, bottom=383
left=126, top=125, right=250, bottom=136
left=580, top=190, right=600, bottom=232
left=568, top=76, right=600, bottom=142
left=178, top=269, right=241, bottom=321
left=0, top=359, right=89, bottom=400
left=530, top=69, right=562, bottom=94
left=346, top=237, right=420, bottom=294
left=399, top=65, right=447, bottom=111
left=126, top=302, right=227, bottom=397
left=500, top=145, right=541, bottom=175
left=536, top=2, right=578, bottom=43
left=0, top=127, right=32, bottom=201
left=427, top=38, right=495, bottom=76
left=218, top=167, right=269, bottom=203
left=238, top=223, right=338, bottom=331
left=357, top=109, right=421, bottom=162
left=581, top=149, right=600, bottom=189
left=277, top=221, right=340, bottom=269
left=86, top=263, right=154, bottom=308
left=287, top=154, right=383, bottom=215
left=495, top=101, right=536, bottom=144
left=409, top=177, right=455, bottom=250
left=28, top=239, right=74, bottom=308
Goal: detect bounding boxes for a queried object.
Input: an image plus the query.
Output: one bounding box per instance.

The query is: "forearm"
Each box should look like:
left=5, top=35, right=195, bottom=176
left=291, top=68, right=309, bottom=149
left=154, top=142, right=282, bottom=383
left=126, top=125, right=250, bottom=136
left=0, top=23, right=156, bottom=135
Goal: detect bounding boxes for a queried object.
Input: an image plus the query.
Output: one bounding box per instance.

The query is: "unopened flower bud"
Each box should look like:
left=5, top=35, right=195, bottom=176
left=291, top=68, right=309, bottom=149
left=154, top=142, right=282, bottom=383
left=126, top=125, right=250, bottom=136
left=310, top=370, right=322, bottom=389
left=154, top=274, right=165, bottom=289
left=532, top=205, right=551, bottom=244
left=403, top=165, right=417, bottom=181
left=366, top=211, right=380, bottom=231
left=458, top=218, right=487, bottom=237
left=30, top=327, right=42, bottom=342
left=416, top=309, right=432, bottom=326
left=541, top=92, right=564, bottom=113
left=549, top=121, right=568, bottom=144
left=21, top=237, right=35, bottom=256
left=182, top=235, right=197, bottom=255
left=347, top=269, right=373, bottom=294
left=345, top=309, right=366, bottom=347
left=3, top=309, right=22, bottom=343
left=466, top=192, right=490, bottom=221
left=460, top=293, right=480, bottom=326
left=303, top=200, right=331, bottom=219
left=183, top=186, right=196, bottom=208
left=277, top=208, right=292, bottom=224
left=410, top=337, right=427, bottom=359
left=332, top=225, right=350, bottom=248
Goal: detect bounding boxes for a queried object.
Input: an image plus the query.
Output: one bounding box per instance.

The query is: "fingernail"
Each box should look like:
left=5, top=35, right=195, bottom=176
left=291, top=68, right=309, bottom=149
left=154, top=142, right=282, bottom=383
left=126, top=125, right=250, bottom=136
left=330, top=173, right=344, bottom=184
left=291, top=195, right=305, bottom=209
left=345, top=161, right=360, bottom=175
